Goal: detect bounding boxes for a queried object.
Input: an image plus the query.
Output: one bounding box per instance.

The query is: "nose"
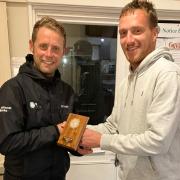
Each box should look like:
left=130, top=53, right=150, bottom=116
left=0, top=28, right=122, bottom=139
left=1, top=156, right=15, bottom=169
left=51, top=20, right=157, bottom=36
left=126, top=31, right=135, bottom=45
left=45, top=47, right=53, bottom=58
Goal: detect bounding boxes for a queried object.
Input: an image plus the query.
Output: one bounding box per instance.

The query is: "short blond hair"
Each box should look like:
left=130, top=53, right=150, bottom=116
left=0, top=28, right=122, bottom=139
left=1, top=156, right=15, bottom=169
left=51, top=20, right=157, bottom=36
left=120, top=0, right=158, bottom=29
left=31, top=16, right=66, bottom=46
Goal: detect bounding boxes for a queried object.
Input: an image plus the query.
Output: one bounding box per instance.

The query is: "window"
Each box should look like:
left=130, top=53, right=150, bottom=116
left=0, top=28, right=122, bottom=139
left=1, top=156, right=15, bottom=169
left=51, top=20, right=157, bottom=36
left=59, top=24, right=117, bottom=124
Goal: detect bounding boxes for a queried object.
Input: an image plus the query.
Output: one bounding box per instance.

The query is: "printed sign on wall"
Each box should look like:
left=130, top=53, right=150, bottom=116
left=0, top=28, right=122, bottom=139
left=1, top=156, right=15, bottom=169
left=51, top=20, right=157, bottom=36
left=157, top=23, right=180, bottom=65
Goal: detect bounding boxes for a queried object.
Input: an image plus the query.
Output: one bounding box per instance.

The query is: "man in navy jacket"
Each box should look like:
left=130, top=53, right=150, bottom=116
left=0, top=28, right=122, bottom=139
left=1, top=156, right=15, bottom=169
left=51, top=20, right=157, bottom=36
left=0, top=16, right=90, bottom=180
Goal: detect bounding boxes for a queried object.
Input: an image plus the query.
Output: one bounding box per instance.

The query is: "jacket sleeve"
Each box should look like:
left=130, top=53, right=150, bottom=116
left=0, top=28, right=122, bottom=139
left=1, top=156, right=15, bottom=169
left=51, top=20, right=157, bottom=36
left=100, top=71, right=180, bottom=155
left=0, top=80, right=59, bottom=156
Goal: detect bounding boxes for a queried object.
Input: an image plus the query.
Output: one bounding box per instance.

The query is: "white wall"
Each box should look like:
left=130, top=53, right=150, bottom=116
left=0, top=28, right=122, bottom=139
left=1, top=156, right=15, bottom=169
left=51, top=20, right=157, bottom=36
left=7, top=2, right=30, bottom=57
left=0, top=1, right=29, bottom=85
left=25, top=0, right=180, bottom=10
left=0, top=2, right=11, bottom=86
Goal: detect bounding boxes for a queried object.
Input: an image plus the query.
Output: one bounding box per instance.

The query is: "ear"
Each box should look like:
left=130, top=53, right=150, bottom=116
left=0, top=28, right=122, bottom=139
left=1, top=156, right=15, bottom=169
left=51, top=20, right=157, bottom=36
left=29, top=40, right=34, bottom=53
left=62, top=47, right=66, bottom=56
left=152, top=26, right=159, bottom=42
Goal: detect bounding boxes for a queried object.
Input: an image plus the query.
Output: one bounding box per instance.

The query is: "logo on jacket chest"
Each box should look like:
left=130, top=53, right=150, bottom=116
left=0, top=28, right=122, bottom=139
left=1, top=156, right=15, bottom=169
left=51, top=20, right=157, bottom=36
left=60, top=105, right=69, bottom=108
left=0, top=106, right=12, bottom=112
left=29, top=101, right=41, bottom=110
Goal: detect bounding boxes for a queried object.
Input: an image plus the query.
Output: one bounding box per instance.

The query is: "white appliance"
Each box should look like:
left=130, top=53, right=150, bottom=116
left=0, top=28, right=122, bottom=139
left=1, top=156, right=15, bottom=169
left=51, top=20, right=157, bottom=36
left=67, top=149, right=118, bottom=180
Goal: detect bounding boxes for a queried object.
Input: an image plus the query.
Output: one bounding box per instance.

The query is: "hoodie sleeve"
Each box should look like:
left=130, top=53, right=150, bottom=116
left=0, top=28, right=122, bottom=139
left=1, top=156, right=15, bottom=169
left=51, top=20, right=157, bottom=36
left=100, top=70, right=180, bottom=155
left=0, top=80, right=59, bottom=156
left=87, top=105, right=119, bottom=135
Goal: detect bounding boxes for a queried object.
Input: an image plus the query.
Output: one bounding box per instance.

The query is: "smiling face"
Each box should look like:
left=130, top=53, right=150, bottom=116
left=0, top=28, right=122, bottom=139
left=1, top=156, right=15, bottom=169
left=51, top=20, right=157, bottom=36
left=29, top=27, right=65, bottom=77
left=119, top=9, right=158, bottom=71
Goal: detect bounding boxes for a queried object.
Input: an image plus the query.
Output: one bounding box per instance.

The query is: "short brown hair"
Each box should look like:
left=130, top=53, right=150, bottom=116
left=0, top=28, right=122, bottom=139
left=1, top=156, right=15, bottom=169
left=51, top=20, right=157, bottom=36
left=120, top=0, right=158, bottom=28
left=31, top=16, right=66, bottom=46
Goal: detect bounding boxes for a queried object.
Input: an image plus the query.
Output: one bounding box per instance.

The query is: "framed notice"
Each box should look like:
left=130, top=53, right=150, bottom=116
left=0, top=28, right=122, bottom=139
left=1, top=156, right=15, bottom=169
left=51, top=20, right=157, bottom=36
left=157, top=21, right=180, bottom=66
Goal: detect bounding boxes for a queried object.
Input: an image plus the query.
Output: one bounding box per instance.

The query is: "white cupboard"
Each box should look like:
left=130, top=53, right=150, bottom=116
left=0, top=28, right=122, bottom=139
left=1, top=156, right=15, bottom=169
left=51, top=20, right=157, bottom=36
left=67, top=150, right=118, bottom=180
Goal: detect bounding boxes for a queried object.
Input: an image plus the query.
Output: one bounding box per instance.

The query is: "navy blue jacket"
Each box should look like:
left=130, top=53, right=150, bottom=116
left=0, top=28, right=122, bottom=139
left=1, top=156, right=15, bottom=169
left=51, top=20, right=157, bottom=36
left=0, top=54, right=77, bottom=178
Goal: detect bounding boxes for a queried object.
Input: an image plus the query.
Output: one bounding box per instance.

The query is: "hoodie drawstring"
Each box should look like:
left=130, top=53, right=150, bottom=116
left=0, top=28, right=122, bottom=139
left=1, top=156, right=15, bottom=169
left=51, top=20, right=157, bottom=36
left=131, top=72, right=138, bottom=105
left=124, top=75, right=131, bottom=107
left=124, top=72, right=138, bottom=107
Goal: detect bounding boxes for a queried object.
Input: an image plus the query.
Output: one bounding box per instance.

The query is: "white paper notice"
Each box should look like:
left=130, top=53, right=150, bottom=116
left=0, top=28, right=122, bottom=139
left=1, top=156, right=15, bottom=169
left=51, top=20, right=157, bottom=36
left=11, top=57, right=26, bottom=77
left=157, top=23, right=180, bottom=67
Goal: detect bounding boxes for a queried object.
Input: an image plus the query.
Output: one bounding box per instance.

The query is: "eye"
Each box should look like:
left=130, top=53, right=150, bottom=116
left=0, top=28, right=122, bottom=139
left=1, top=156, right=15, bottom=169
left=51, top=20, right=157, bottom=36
left=52, top=46, right=61, bottom=53
left=132, top=28, right=143, bottom=35
left=119, top=30, right=127, bottom=38
left=39, top=44, right=48, bottom=50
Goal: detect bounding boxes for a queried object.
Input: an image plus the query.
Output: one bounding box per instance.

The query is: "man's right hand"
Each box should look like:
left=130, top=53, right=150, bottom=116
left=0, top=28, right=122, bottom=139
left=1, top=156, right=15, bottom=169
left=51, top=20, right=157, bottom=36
left=56, top=121, right=66, bottom=134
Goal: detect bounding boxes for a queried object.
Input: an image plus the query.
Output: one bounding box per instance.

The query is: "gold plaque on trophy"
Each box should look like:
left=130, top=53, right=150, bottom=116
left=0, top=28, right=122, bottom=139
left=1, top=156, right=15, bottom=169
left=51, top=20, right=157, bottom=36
left=57, top=113, right=89, bottom=150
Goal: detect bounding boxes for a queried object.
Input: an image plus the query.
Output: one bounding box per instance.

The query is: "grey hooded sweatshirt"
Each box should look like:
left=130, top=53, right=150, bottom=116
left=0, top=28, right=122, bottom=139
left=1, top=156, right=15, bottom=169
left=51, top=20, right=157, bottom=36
left=90, top=47, right=180, bottom=180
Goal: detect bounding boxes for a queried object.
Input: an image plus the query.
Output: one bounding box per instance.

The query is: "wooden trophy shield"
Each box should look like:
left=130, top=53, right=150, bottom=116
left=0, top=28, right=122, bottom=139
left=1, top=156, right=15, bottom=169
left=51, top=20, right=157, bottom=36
left=57, top=113, right=89, bottom=150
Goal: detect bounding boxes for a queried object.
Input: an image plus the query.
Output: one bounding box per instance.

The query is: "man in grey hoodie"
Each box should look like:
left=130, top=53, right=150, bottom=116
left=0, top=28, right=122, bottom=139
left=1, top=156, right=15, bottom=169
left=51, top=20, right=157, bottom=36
left=79, top=1, right=180, bottom=180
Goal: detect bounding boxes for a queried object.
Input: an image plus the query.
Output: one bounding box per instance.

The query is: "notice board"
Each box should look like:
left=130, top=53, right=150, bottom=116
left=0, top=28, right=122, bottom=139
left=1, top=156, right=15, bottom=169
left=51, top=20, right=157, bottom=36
left=157, top=22, right=180, bottom=66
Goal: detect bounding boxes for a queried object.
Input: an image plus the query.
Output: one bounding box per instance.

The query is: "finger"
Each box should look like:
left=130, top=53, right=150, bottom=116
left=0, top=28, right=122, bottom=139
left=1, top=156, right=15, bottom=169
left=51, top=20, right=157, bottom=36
left=77, top=146, right=93, bottom=155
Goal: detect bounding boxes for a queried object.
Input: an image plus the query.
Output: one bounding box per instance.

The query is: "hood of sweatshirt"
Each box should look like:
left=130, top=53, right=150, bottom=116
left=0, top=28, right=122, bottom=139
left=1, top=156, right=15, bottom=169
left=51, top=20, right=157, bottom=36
left=132, top=47, right=173, bottom=75
left=18, top=54, right=61, bottom=84
left=125, top=47, right=174, bottom=106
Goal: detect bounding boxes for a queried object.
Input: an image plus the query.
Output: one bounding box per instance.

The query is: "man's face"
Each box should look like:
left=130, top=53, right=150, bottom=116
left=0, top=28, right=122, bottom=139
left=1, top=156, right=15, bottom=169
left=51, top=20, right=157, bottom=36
left=29, top=27, right=65, bottom=77
left=119, top=9, right=158, bottom=70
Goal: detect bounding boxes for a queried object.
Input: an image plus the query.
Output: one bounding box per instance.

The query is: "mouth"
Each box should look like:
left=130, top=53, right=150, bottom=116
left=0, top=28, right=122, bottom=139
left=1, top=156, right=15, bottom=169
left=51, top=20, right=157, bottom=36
left=127, top=46, right=138, bottom=52
left=42, top=60, right=54, bottom=65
